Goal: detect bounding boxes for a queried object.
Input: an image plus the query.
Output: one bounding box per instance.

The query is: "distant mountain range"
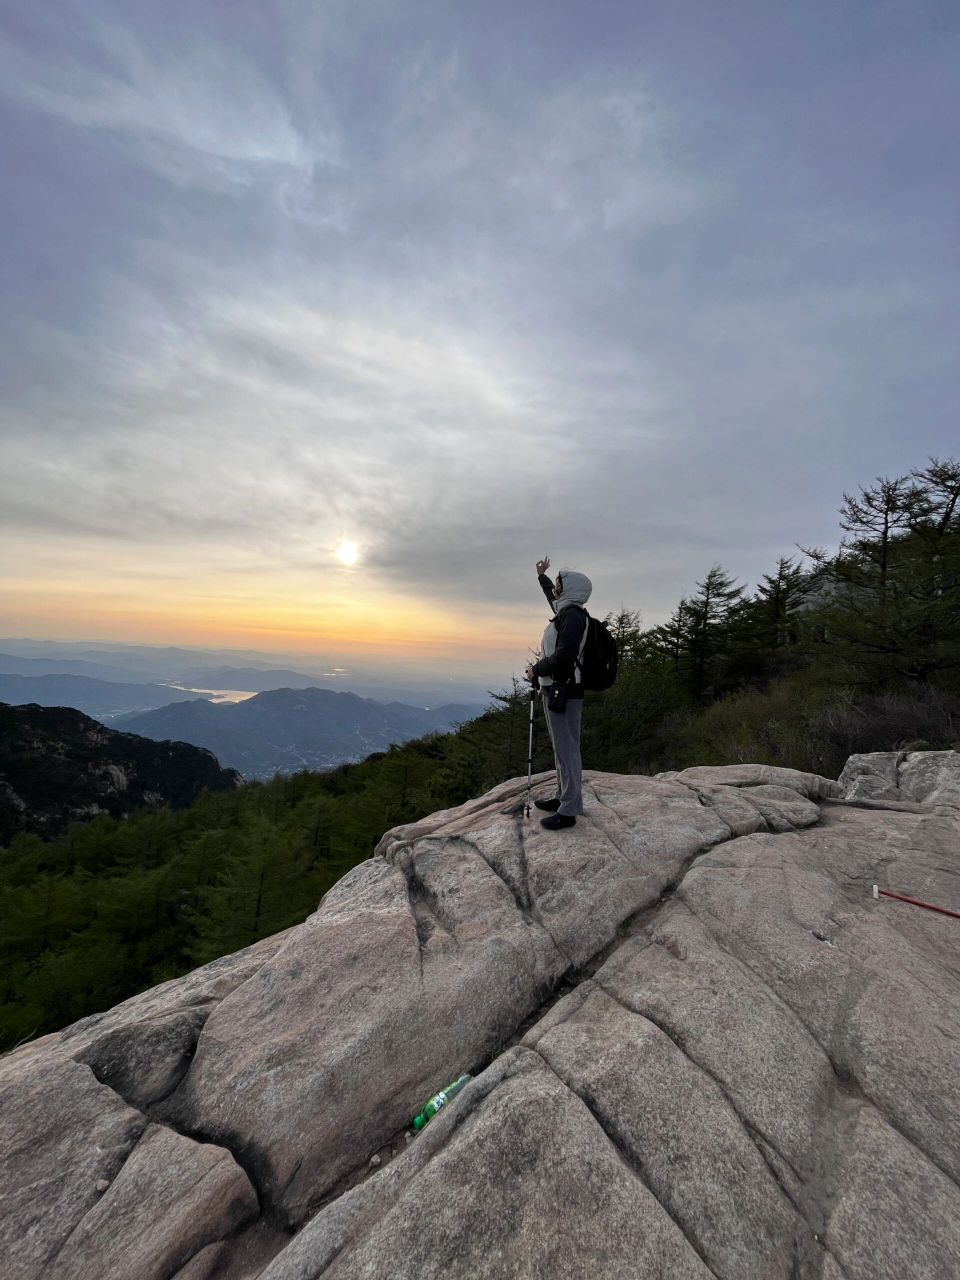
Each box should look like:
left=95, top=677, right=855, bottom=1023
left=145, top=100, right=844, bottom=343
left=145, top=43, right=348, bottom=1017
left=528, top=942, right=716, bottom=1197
left=172, top=665, right=335, bottom=692
left=0, top=641, right=222, bottom=685
left=0, top=651, right=165, bottom=684
left=0, top=703, right=241, bottom=845
left=0, top=640, right=496, bottom=708
left=169, top=665, right=492, bottom=708
left=0, top=653, right=336, bottom=694
left=0, top=673, right=213, bottom=721
left=116, top=687, right=482, bottom=779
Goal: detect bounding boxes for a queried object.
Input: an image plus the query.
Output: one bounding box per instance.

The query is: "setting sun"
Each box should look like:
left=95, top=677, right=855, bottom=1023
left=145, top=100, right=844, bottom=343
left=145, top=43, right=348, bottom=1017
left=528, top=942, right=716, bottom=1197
left=336, top=540, right=359, bottom=566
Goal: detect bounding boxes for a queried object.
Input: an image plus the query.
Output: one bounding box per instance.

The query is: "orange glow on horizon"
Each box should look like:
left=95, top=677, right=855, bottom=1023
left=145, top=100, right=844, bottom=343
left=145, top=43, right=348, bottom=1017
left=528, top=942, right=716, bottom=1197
left=0, top=583, right=534, bottom=673
left=0, top=530, right=543, bottom=680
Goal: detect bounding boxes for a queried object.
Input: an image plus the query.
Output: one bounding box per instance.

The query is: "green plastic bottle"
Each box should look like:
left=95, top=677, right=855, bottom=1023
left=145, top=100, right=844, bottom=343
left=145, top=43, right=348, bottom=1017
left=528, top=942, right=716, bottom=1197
left=412, top=1074, right=472, bottom=1131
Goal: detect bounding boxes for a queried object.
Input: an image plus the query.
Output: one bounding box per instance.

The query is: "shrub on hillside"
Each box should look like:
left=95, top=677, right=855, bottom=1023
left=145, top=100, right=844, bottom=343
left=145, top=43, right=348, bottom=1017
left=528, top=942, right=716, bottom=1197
left=808, top=687, right=960, bottom=760
left=669, top=677, right=960, bottom=779
left=670, top=676, right=839, bottom=775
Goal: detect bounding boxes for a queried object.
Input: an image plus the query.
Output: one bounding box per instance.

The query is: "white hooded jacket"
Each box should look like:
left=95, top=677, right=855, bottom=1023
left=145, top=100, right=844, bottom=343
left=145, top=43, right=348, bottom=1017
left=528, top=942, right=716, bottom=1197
left=534, top=568, right=592, bottom=691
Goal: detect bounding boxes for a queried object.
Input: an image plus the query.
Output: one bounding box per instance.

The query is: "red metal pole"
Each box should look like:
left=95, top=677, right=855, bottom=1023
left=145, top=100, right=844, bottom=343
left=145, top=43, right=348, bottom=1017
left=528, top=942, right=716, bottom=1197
left=873, top=886, right=960, bottom=921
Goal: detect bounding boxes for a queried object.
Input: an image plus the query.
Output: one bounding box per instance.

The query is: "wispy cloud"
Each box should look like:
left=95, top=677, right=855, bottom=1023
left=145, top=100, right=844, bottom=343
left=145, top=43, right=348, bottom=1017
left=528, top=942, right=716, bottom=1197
left=0, top=10, right=325, bottom=192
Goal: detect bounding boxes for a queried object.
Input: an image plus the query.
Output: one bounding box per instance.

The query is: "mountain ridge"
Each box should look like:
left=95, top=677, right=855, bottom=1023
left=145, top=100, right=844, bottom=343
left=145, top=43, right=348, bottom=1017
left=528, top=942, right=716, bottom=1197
left=171, top=665, right=341, bottom=692
left=0, top=702, right=241, bottom=842
left=0, top=673, right=213, bottom=721
left=0, top=652, right=174, bottom=685
left=116, top=686, right=482, bottom=778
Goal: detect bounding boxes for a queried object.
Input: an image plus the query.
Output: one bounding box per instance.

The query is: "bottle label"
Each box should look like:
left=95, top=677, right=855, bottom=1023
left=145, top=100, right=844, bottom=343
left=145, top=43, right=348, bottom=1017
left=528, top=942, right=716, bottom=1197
left=433, top=1091, right=447, bottom=1110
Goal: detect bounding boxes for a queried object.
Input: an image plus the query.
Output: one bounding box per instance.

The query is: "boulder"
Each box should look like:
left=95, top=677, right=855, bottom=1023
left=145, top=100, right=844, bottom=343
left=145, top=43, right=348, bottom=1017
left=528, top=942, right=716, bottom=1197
left=158, top=848, right=562, bottom=1225
left=0, top=1052, right=257, bottom=1280
left=837, top=749, right=960, bottom=808
left=0, top=1057, right=146, bottom=1280
left=897, top=749, right=960, bottom=807
left=77, top=1007, right=209, bottom=1109
left=0, top=932, right=291, bottom=1280
left=836, top=751, right=904, bottom=802
left=263, top=758, right=959, bottom=1279
left=529, top=984, right=802, bottom=1279
left=658, top=762, right=841, bottom=801
left=51, top=1124, right=258, bottom=1280
left=676, top=813, right=960, bottom=1187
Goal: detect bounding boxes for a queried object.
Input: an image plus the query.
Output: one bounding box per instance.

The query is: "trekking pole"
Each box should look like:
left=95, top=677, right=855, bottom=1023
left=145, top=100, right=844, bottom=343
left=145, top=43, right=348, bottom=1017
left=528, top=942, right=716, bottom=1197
left=872, top=884, right=960, bottom=920
left=524, top=686, right=536, bottom=819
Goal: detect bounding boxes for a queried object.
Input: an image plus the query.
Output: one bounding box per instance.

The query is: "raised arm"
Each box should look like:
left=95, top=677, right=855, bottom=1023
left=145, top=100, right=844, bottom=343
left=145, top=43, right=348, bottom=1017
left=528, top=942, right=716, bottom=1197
left=535, top=555, right=555, bottom=611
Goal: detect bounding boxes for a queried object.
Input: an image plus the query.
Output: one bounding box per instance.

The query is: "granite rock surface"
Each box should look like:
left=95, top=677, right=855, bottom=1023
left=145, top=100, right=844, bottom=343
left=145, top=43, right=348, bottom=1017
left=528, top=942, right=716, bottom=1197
left=2, top=752, right=958, bottom=1279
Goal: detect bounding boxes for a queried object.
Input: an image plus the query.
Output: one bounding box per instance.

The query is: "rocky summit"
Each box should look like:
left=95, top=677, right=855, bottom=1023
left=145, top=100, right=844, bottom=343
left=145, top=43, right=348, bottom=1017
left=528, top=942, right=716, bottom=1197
left=2, top=751, right=959, bottom=1280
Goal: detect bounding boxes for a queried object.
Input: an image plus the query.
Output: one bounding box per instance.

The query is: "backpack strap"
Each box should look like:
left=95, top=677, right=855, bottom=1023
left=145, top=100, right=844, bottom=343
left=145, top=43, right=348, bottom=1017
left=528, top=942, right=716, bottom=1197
left=574, top=608, right=590, bottom=684
left=554, top=605, right=590, bottom=684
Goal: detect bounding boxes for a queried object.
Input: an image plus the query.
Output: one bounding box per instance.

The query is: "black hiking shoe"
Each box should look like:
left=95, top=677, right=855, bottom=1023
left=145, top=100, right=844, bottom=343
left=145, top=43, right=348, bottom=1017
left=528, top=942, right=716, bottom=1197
left=534, top=797, right=561, bottom=812
left=540, top=813, right=576, bottom=831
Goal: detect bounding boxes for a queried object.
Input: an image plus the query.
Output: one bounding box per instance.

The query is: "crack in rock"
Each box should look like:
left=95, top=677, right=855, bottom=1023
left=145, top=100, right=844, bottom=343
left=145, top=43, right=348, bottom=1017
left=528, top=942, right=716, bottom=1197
left=63, top=1012, right=277, bottom=1235
left=677, top=899, right=960, bottom=1201
left=526, top=1044, right=723, bottom=1280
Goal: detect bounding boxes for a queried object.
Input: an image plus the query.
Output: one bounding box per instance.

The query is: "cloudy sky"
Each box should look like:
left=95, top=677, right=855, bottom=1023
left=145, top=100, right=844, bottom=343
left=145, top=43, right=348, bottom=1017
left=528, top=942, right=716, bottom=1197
left=1, top=0, right=957, bottom=686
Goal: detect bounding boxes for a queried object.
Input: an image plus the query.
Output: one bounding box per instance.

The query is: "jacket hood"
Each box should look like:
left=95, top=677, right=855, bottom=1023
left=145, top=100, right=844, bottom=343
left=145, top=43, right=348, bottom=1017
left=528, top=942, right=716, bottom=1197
left=554, top=568, right=592, bottom=612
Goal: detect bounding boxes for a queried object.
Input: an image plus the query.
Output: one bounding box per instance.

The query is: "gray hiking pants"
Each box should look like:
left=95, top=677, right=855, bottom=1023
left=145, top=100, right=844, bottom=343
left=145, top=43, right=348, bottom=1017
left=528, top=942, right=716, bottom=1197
left=541, top=692, right=584, bottom=816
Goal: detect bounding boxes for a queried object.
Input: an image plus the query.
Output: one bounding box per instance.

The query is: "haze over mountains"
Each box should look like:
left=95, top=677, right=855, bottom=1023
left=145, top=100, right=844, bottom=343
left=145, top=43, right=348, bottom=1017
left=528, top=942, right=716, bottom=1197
left=0, top=640, right=488, bottom=781
left=0, top=652, right=166, bottom=684
left=173, top=666, right=357, bottom=693
left=117, top=688, right=481, bottom=779
left=0, top=640, right=495, bottom=708
left=0, top=673, right=214, bottom=722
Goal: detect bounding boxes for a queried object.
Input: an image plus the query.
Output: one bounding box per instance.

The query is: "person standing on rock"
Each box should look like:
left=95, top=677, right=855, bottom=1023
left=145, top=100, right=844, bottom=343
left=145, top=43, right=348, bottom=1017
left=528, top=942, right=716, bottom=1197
left=525, top=555, right=591, bottom=831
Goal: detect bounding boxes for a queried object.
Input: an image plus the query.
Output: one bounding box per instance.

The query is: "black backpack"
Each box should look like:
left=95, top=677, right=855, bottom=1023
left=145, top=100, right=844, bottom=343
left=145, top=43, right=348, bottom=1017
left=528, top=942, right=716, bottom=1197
left=568, top=607, right=619, bottom=691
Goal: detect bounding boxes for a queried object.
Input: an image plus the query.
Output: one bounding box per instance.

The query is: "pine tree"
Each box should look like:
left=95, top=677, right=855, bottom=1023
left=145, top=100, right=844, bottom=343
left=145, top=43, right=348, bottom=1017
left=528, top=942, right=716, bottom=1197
left=803, top=461, right=960, bottom=685
left=607, top=608, right=644, bottom=664
left=647, top=597, right=694, bottom=668
left=837, top=475, right=918, bottom=614
left=899, top=458, right=960, bottom=685
left=755, top=557, right=806, bottom=649
left=686, top=566, right=745, bottom=699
